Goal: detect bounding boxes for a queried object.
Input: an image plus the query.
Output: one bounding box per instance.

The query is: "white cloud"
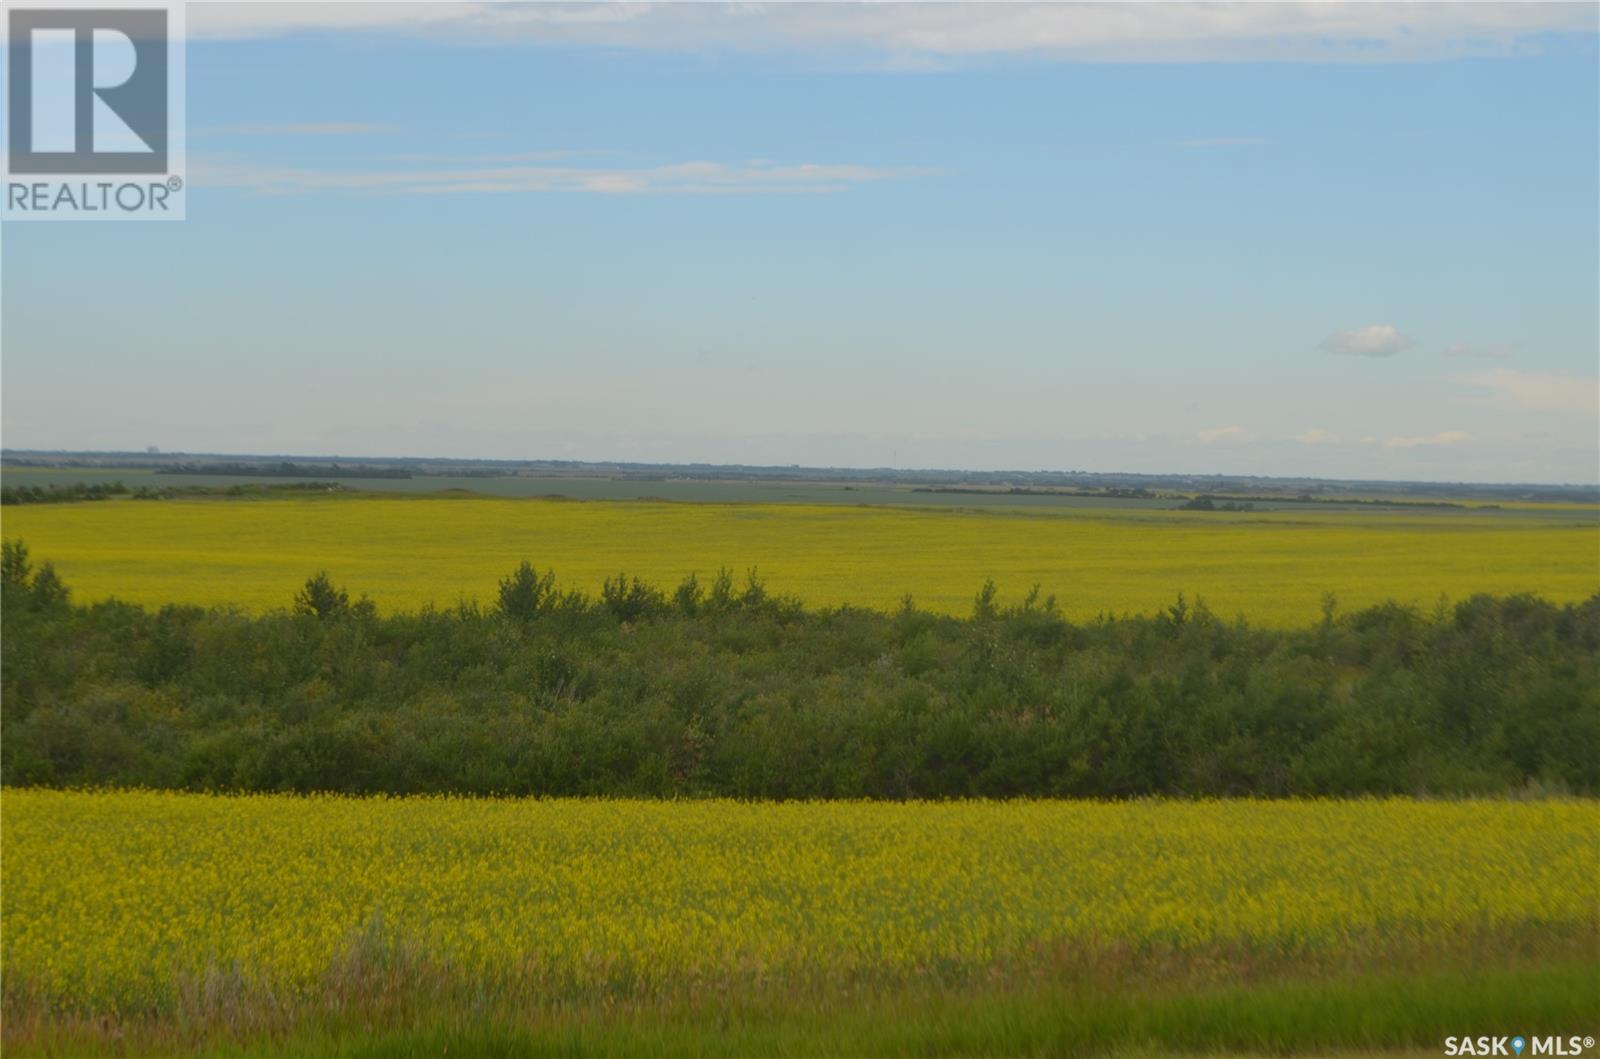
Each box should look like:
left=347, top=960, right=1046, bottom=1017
left=184, top=3, right=1598, bottom=64
left=370, top=149, right=588, bottom=165
left=191, top=157, right=914, bottom=196
left=1383, top=430, right=1469, bottom=449
left=1196, top=425, right=1246, bottom=443
left=183, top=3, right=477, bottom=41
left=1456, top=370, right=1598, bottom=416
left=1319, top=324, right=1416, bottom=358
left=1295, top=428, right=1337, bottom=444
left=1441, top=342, right=1514, bottom=360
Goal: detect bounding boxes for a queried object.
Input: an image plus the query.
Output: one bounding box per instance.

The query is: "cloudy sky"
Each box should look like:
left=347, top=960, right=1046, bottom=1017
left=3, top=2, right=1597, bottom=482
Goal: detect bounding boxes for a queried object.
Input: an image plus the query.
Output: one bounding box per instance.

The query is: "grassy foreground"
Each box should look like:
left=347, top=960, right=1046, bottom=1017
left=12, top=963, right=1597, bottom=1057
left=3, top=792, right=1596, bottom=1056
left=3, top=494, right=1595, bottom=623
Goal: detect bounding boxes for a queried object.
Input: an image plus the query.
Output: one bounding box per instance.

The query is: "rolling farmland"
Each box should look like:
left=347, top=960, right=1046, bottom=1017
left=3, top=488, right=1597, bottom=1055
left=4, top=791, right=1596, bottom=1056
left=2, top=493, right=1595, bottom=624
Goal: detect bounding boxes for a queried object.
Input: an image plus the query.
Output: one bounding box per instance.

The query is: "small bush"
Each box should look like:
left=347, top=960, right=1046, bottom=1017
left=497, top=561, right=556, bottom=622
left=294, top=573, right=350, bottom=620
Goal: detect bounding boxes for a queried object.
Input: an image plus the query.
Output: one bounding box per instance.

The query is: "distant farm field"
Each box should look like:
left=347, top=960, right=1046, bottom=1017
left=4, top=495, right=1597, bottom=624
left=3, top=791, right=1595, bottom=1056
left=7, top=465, right=1595, bottom=510
left=2, top=495, right=1595, bottom=624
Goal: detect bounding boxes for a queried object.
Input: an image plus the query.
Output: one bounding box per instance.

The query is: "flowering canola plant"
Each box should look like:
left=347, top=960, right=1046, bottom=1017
left=4, top=497, right=1595, bottom=624
left=3, top=791, right=1595, bottom=1015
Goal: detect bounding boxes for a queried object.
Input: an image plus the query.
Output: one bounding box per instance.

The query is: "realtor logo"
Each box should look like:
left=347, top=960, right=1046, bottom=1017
left=4, top=2, right=185, bottom=219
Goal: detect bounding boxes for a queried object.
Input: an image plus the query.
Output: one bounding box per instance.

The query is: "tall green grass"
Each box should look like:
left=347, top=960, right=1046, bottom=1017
left=14, top=962, right=1594, bottom=1058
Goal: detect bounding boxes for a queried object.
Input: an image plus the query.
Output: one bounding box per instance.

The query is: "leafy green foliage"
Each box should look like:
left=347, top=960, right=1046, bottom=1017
left=293, top=573, right=350, bottom=620
left=1, top=540, right=69, bottom=612
left=600, top=571, right=667, bottom=623
left=496, top=561, right=556, bottom=621
left=2, top=545, right=1596, bottom=798
left=0, top=481, right=128, bottom=505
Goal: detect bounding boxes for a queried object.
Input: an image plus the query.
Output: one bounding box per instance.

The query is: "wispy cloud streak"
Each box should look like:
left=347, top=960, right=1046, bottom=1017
left=191, top=156, right=919, bottom=196
left=1456, top=370, right=1597, bottom=416
left=185, top=3, right=1599, bottom=65
left=1384, top=430, right=1468, bottom=449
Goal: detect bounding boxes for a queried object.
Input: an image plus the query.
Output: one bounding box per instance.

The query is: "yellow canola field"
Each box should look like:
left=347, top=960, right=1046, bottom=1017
left=3, top=791, right=1596, bottom=1013
left=2, top=496, right=1596, bottom=625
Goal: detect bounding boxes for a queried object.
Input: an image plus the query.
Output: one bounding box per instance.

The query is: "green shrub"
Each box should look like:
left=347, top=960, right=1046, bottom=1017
left=3, top=538, right=1596, bottom=799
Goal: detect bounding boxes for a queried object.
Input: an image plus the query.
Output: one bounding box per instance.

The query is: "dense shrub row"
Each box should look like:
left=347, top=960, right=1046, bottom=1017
left=2, top=541, right=1596, bottom=798
left=0, top=481, right=128, bottom=505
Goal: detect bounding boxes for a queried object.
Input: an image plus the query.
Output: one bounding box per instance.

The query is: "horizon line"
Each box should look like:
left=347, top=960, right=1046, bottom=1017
left=3, top=447, right=1595, bottom=494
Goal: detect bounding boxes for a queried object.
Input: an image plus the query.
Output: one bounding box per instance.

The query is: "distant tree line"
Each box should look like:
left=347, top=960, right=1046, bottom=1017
left=2, top=539, right=1595, bottom=799
left=0, top=480, right=356, bottom=505
left=911, top=488, right=1483, bottom=511
left=129, top=482, right=351, bottom=501
left=0, top=481, right=128, bottom=505
left=156, top=461, right=411, bottom=479
left=912, top=486, right=1161, bottom=500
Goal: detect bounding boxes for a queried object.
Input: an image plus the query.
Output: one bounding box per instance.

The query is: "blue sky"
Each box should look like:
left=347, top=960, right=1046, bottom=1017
left=3, top=3, right=1597, bottom=483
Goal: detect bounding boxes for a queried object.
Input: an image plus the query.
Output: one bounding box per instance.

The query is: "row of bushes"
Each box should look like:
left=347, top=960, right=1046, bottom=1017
left=0, top=481, right=355, bottom=505
left=3, top=541, right=1596, bottom=798
left=0, top=481, right=128, bottom=505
